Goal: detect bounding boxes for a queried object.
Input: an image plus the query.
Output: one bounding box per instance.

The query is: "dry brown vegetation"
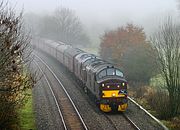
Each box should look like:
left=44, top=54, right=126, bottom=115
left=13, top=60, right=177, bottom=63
left=129, top=85, right=180, bottom=130
left=100, top=23, right=157, bottom=84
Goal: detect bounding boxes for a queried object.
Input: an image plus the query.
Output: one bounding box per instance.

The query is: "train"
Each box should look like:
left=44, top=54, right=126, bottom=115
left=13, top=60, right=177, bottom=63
left=34, top=38, right=128, bottom=112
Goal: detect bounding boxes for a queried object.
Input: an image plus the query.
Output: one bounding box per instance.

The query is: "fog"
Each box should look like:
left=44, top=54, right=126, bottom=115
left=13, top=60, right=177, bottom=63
left=12, top=0, right=179, bottom=46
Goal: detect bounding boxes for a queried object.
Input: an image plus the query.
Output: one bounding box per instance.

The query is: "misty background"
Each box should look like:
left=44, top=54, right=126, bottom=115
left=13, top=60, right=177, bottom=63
left=11, top=0, right=179, bottom=51
left=7, top=0, right=180, bottom=123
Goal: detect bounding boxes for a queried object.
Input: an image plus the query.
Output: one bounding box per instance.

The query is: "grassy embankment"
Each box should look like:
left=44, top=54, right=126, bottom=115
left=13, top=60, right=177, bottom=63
left=18, top=91, right=36, bottom=130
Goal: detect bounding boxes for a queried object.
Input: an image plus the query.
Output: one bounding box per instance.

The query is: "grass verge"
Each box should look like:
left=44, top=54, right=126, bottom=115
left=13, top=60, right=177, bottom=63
left=19, top=92, right=36, bottom=130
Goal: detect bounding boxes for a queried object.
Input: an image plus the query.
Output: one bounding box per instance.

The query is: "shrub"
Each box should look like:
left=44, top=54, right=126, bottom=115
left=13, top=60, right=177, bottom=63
left=146, top=88, right=170, bottom=119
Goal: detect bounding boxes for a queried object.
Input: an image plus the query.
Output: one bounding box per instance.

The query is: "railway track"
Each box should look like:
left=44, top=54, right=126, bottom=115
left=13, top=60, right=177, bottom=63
left=103, top=115, right=119, bottom=130
left=33, top=54, right=88, bottom=130
left=33, top=50, right=169, bottom=130
left=122, top=113, right=140, bottom=130
left=127, top=97, right=169, bottom=130
left=102, top=112, right=140, bottom=130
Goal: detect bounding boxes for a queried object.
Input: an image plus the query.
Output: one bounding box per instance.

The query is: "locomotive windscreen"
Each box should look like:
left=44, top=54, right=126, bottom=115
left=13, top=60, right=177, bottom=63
left=97, top=68, right=124, bottom=80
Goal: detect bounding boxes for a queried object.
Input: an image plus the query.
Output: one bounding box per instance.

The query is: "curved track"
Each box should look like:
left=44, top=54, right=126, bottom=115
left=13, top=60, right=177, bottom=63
left=101, top=112, right=140, bottom=130
left=32, top=48, right=168, bottom=130
left=122, top=113, right=140, bottom=130
left=33, top=54, right=88, bottom=130
left=33, top=60, right=67, bottom=130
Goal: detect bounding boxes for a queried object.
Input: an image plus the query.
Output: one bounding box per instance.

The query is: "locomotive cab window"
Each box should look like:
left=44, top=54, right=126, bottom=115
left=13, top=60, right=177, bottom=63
left=98, top=69, right=106, bottom=79
left=107, top=68, right=115, bottom=76
left=97, top=68, right=124, bottom=80
left=116, top=69, right=124, bottom=77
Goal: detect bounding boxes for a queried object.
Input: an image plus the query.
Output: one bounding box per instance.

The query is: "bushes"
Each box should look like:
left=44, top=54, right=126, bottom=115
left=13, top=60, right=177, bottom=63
left=0, top=1, right=35, bottom=129
left=146, top=89, right=170, bottom=119
left=129, top=85, right=171, bottom=119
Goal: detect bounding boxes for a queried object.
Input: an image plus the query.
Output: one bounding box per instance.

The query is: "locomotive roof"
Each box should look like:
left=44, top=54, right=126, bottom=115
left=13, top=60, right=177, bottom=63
left=81, top=55, right=96, bottom=63
left=86, top=59, right=105, bottom=69
left=84, top=55, right=123, bottom=76
left=75, top=53, right=92, bottom=61
left=83, top=56, right=101, bottom=67
left=90, top=62, right=113, bottom=74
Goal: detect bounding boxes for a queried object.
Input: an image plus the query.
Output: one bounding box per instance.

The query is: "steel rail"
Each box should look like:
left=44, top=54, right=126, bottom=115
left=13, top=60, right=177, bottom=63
left=33, top=60, right=68, bottom=130
left=34, top=53, right=89, bottom=130
left=123, top=113, right=141, bottom=130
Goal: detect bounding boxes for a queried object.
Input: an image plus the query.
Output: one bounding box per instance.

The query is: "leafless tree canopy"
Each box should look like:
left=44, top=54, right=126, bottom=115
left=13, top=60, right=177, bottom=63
left=151, top=17, right=180, bottom=118
left=39, top=7, right=90, bottom=47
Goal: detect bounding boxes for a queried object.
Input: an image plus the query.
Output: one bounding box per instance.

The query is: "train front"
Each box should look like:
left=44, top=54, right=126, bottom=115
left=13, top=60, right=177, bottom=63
left=96, top=67, right=128, bottom=112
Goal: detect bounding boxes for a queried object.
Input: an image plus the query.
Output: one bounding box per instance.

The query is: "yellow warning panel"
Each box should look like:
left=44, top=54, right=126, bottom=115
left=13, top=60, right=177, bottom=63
left=102, top=90, right=125, bottom=98
left=100, top=104, right=111, bottom=112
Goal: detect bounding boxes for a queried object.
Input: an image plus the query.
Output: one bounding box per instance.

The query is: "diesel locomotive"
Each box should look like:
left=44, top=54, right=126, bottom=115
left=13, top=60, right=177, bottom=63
left=34, top=38, right=128, bottom=112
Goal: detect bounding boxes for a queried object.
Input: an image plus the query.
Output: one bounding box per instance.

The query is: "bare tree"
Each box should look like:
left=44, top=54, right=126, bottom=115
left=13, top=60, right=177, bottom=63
left=39, top=15, right=57, bottom=39
left=151, top=17, right=180, bottom=118
left=39, top=7, right=90, bottom=47
left=24, top=12, right=41, bottom=36
left=0, top=1, right=35, bottom=128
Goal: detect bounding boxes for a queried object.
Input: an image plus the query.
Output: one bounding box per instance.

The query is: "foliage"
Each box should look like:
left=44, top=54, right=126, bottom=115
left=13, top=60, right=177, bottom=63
left=100, top=23, right=157, bottom=84
left=146, top=89, right=170, bottom=119
left=121, top=43, right=157, bottom=84
left=39, top=7, right=90, bottom=47
left=19, top=91, right=36, bottom=130
left=0, top=1, right=35, bottom=129
left=162, top=117, right=180, bottom=130
left=151, top=17, right=180, bottom=118
left=129, top=85, right=180, bottom=129
left=100, top=24, right=146, bottom=61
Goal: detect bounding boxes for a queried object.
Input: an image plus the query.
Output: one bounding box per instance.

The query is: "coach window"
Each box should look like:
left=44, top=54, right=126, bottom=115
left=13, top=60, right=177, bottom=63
left=116, top=69, right=124, bottom=77
left=107, top=68, right=115, bottom=76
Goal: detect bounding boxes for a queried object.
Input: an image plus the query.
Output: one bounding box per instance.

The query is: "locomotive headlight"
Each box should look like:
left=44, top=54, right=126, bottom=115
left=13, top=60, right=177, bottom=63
left=117, top=85, right=120, bottom=88
left=107, top=86, right=110, bottom=88
left=122, top=82, right=125, bottom=86
left=102, top=83, right=105, bottom=87
left=112, top=93, right=116, bottom=97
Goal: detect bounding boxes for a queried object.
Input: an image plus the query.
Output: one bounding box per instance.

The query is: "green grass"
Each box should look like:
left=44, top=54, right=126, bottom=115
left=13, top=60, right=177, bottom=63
left=19, top=92, right=36, bottom=130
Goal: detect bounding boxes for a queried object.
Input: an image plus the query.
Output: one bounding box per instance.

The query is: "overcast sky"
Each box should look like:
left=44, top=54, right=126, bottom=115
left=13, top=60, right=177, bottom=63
left=11, top=0, right=179, bottom=45
left=12, top=0, right=177, bottom=13
left=12, top=0, right=178, bottom=27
